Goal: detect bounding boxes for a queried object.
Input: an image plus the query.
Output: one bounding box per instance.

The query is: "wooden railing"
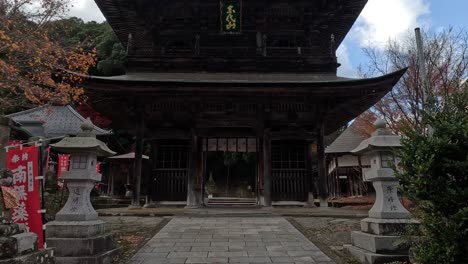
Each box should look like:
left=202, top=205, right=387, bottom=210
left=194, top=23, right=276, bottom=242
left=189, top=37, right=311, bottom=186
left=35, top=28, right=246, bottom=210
left=272, top=169, right=308, bottom=201
left=153, top=168, right=188, bottom=201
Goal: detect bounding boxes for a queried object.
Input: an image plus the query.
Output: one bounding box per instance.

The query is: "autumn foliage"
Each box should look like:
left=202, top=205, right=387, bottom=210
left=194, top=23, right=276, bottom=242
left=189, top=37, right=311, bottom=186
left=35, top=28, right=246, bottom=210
left=0, top=0, right=96, bottom=114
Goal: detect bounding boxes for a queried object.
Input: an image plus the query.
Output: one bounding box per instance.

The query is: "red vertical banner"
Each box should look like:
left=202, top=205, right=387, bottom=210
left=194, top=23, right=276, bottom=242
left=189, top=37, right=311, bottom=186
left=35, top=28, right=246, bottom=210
left=6, top=146, right=43, bottom=249
left=57, top=154, right=70, bottom=190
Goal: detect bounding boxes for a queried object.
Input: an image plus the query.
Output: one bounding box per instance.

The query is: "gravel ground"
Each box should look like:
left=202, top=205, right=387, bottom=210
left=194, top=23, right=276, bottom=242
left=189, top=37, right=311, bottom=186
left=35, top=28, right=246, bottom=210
left=289, top=217, right=362, bottom=264
left=100, top=216, right=169, bottom=264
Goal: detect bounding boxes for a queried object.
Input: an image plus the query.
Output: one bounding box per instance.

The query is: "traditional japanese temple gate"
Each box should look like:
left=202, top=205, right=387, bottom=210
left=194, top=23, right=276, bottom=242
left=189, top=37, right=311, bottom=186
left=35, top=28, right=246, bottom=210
left=85, top=0, right=406, bottom=208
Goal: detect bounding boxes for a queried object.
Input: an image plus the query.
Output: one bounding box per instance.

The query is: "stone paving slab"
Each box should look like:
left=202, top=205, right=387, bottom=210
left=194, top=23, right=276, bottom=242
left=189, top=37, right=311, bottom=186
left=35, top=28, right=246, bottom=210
left=129, top=217, right=335, bottom=264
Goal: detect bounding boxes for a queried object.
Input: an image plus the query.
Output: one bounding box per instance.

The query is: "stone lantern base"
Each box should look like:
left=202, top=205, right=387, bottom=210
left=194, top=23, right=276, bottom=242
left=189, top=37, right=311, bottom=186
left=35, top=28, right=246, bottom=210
left=345, top=218, right=419, bottom=264
left=46, top=220, right=120, bottom=264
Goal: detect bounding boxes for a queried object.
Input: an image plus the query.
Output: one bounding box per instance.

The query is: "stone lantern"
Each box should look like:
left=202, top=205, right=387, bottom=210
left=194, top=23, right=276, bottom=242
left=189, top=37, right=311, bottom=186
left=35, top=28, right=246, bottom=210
left=345, top=119, right=418, bottom=264
left=46, top=119, right=120, bottom=263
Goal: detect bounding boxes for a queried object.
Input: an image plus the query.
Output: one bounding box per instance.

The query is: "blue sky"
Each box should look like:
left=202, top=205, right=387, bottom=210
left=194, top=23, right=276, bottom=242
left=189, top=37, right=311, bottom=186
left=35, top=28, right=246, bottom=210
left=335, top=0, right=468, bottom=77
left=69, top=0, right=467, bottom=77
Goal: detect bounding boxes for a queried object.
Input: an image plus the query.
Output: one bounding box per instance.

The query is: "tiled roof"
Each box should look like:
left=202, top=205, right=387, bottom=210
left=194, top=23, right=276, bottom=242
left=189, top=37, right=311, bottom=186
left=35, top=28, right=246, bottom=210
left=325, top=122, right=371, bottom=154
left=7, top=105, right=111, bottom=138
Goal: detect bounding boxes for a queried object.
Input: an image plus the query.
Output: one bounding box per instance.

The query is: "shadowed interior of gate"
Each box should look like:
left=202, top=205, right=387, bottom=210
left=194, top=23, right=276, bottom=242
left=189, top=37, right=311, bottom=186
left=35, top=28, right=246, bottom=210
left=205, top=152, right=257, bottom=198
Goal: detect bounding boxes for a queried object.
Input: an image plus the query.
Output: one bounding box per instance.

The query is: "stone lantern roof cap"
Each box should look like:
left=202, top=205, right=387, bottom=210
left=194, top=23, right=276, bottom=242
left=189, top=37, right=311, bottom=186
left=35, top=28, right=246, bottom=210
left=50, top=118, right=116, bottom=157
left=351, top=119, right=401, bottom=154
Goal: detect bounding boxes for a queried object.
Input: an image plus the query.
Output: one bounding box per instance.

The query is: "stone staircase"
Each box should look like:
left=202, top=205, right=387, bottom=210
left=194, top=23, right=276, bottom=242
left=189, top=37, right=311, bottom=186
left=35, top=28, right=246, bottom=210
left=206, top=197, right=258, bottom=207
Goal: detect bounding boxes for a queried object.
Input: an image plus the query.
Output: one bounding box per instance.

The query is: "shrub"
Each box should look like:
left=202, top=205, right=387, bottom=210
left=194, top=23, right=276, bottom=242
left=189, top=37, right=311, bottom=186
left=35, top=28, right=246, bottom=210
left=396, top=87, right=468, bottom=264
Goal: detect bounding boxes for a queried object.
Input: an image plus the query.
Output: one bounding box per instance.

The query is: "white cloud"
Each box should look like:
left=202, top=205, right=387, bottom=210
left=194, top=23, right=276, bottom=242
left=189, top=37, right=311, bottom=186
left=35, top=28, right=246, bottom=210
left=67, top=0, right=105, bottom=22
left=337, top=44, right=357, bottom=78
left=352, top=0, right=430, bottom=49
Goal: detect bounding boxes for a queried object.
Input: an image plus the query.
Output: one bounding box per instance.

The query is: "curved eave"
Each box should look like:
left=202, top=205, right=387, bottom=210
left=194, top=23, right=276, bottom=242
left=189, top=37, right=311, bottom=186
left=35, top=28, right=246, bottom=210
left=83, top=68, right=407, bottom=93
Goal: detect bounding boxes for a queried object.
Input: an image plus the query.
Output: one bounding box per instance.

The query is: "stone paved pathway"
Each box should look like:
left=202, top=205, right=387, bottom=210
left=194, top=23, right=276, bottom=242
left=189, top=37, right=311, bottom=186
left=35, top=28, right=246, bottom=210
left=129, top=217, right=335, bottom=264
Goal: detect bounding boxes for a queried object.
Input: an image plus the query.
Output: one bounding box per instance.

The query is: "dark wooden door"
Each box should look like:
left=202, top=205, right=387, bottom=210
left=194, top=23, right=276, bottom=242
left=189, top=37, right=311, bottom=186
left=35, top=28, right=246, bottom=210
left=153, top=140, right=189, bottom=201
left=271, top=140, right=308, bottom=201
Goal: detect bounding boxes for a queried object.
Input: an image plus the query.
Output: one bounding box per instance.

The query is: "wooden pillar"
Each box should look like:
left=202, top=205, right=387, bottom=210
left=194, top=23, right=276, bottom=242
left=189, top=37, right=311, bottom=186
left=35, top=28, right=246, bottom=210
left=196, top=137, right=204, bottom=206
left=257, top=136, right=264, bottom=204
left=306, top=141, right=316, bottom=207
left=200, top=140, right=207, bottom=206
left=144, top=141, right=157, bottom=208
left=317, top=121, right=328, bottom=206
left=186, top=131, right=200, bottom=208
left=335, top=157, right=340, bottom=197
left=130, top=113, right=144, bottom=208
left=263, top=129, right=272, bottom=207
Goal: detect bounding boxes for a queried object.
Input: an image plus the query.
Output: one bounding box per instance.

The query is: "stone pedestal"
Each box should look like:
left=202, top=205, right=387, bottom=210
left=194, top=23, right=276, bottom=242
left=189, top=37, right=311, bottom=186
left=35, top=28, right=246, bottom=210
left=46, top=220, right=119, bottom=264
left=45, top=177, right=120, bottom=264
left=345, top=181, right=418, bottom=263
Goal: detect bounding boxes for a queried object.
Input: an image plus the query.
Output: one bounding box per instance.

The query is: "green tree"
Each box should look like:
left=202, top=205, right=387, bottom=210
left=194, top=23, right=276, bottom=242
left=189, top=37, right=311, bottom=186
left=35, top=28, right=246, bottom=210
left=47, top=18, right=126, bottom=76
left=396, top=86, right=468, bottom=263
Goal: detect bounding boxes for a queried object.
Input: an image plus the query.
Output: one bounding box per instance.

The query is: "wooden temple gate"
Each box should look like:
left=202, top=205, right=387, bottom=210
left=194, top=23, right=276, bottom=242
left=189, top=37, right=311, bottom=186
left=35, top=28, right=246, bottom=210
left=87, top=0, right=406, bottom=208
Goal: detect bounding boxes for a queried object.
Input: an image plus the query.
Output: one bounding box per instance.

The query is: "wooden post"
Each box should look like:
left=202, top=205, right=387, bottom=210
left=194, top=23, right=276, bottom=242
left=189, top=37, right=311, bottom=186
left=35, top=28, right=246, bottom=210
left=144, top=141, right=157, bottom=208
left=317, top=122, right=328, bottom=207
left=263, top=129, right=272, bottom=207
left=186, top=130, right=200, bottom=208
left=257, top=136, right=264, bottom=205
left=335, top=157, right=340, bottom=197
left=130, top=113, right=144, bottom=208
left=306, top=141, right=316, bottom=207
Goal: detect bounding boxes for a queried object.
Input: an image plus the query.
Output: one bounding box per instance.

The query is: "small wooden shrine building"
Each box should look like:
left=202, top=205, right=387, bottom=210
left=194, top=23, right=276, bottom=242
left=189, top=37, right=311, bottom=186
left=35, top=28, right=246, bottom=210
left=85, top=0, right=406, bottom=207
left=326, top=122, right=372, bottom=198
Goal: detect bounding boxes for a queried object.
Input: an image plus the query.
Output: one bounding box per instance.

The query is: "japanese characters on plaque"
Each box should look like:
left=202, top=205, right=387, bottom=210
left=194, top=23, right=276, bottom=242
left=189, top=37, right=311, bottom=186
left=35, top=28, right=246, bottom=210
left=6, top=145, right=43, bottom=248
left=220, top=0, right=241, bottom=33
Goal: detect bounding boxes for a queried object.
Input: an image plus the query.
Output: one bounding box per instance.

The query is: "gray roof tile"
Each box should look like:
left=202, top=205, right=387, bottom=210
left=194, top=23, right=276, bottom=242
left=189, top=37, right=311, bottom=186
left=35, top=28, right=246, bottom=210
left=325, top=122, right=370, bottom=154
left=7, top=105, right=110, bottom=138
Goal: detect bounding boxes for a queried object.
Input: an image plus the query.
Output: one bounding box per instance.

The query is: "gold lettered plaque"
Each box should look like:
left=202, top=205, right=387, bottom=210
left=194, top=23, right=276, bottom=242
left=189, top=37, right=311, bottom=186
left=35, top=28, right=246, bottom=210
left=220, top=0, right=242, bottom=34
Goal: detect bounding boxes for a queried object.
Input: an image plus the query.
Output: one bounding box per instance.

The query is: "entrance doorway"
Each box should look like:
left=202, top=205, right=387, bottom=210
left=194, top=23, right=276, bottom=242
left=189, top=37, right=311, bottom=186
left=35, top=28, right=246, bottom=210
left=205, top=152, right=257, bottom=198
left=203, top=138, right=258, bottom=200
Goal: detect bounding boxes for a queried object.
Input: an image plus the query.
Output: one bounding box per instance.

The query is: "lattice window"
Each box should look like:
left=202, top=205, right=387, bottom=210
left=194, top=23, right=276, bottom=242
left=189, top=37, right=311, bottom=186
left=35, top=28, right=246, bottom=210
left=380, top=152, right=395, bottom=168
left=72, top=155, right=87, bottom=170
left=272, top=141, right=306, bottom=169
left=155, top=143, right=189, bottom=169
